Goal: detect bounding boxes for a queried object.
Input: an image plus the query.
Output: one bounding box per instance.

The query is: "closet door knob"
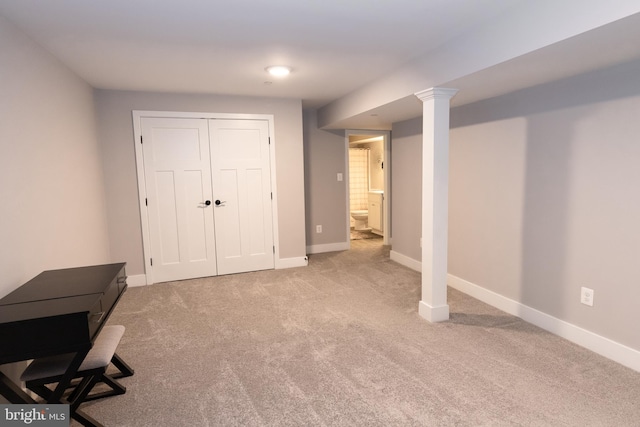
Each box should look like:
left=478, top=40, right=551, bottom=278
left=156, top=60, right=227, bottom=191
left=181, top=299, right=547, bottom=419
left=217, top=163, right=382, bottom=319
left=204, top=200, right=211, bottom=206
left=215, top=200, right=226, bottom=206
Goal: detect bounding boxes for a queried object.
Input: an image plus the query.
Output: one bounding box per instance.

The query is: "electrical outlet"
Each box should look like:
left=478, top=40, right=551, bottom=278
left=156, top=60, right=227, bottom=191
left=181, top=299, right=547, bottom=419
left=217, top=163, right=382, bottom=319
left=580, top=287, right=594, bottom=306
left=337, top=173, right=343, bottom=182
left=316, top=225, right=322, bottom=233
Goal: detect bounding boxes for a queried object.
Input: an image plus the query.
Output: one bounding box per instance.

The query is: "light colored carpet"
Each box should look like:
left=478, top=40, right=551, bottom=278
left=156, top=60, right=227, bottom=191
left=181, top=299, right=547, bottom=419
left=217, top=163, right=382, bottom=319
left=350, top=229, right=382, bottom=240
left=82, top=240, right=640, bottom=426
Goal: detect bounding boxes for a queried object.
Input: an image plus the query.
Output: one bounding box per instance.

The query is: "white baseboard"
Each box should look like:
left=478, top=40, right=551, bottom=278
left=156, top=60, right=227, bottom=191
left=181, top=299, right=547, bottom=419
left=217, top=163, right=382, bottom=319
left=306, top=242, right=349, bottom=254
left=390, top=250, right=422, bottom=272
left=127, top=257, right=309, bottom=287
left=448, top=274, right=640, bottom=373
left=276, top=256, right=309, bottom=269
left=126, top=274, right=147, bottom=287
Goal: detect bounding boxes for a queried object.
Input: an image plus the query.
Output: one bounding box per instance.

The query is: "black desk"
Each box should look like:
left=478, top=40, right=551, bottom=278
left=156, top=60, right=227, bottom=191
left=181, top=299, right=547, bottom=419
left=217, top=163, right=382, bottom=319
left=0, top=263, right=127, bottom=423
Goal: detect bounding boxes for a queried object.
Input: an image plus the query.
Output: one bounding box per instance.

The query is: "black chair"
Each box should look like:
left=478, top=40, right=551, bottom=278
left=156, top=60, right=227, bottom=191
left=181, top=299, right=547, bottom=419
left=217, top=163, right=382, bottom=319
left=20, top=325, right=134, bottom=418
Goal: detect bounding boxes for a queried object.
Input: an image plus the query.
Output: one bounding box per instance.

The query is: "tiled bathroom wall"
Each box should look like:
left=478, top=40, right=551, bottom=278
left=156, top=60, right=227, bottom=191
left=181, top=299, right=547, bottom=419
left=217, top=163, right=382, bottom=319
left=349, top=148, right=369, bottom=211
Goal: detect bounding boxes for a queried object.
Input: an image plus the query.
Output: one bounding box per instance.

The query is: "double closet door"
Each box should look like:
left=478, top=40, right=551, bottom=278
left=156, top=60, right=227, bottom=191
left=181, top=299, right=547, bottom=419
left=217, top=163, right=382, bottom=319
left=141, top=117, right=274, bottom=283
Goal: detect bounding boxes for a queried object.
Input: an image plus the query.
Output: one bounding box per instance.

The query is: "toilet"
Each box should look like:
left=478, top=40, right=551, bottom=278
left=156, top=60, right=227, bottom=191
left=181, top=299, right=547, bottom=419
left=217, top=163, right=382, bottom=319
left=350, top=210, right=369, bottom=231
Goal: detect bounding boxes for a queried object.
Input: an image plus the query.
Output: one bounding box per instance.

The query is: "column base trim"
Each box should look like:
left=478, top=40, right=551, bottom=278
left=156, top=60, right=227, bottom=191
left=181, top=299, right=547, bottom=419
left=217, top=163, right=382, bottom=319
left=418, top=300, right=450, bottom=323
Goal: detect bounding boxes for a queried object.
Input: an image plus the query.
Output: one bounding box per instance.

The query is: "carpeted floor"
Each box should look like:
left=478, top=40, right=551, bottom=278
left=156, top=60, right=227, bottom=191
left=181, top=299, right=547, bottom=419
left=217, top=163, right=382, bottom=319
left=350, top=229, right=382, bottom=240
left=82, top=240, right=640, bottom=426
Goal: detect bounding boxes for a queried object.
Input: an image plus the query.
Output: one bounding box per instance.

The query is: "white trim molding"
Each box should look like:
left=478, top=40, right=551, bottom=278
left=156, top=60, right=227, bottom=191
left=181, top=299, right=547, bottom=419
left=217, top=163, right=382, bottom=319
left=390, top=250, right=422, bottom=272
left=448, top=274, right=640, bottom=373
left=306, top=242, right=349, bottom=254
left=126, top=274, right=147, bottom=287
left=276, top=257, right=309, bottom=269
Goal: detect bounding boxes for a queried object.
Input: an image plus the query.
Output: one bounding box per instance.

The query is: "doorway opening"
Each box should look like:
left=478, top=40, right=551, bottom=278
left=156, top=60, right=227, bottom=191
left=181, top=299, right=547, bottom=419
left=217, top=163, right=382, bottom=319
left=345, top=130, right=390, bottom=248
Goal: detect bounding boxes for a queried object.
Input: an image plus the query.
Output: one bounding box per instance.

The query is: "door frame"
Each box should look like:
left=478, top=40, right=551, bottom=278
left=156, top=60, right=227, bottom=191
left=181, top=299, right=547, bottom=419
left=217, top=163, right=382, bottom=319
left=132, top=111, right=279, bottom=285
left=345, top=129, right=391, bottom=247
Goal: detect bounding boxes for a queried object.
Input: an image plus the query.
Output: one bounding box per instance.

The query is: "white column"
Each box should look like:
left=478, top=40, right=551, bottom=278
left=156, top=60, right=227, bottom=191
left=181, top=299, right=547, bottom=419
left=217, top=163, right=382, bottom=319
left=415, top=87, right=458, bottom=322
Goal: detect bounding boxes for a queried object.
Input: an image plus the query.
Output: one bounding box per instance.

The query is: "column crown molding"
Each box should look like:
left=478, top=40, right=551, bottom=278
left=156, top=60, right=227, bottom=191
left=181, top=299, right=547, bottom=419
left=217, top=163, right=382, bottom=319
left=414, top=87, right=459, bottom=102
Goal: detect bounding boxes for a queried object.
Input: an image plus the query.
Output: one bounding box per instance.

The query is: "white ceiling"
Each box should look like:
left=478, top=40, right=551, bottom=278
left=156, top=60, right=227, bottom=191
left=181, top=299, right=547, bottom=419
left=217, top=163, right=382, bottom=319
left=327, top=11, right=640, bottom=130
left=1, top=1, right=639, bottom=129
left=0, top=0, right=520, bottom=108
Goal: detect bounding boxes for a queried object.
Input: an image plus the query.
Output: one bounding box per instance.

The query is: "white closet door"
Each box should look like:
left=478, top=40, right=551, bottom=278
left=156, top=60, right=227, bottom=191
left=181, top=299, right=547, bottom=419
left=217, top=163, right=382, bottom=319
left=209, top=119, right=274, bottom=275
left=141, top=118, right=218, bottom=282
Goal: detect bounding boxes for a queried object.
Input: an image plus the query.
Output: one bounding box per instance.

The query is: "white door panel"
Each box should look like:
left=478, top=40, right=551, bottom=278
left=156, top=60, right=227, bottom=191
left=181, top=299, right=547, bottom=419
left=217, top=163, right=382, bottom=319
left=210, top=119, right=274, bottom=275
left=217, top=169, right=242, bottom=257
left=247, top=168, right=268, bottom=254
left=141, top=118, right=217, bottom=283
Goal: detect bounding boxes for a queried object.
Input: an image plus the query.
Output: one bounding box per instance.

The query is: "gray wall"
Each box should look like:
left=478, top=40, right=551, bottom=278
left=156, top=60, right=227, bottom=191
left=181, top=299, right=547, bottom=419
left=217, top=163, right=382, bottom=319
left=303, top=110, right=347, bottom=246
left=390, top=117, right=423, bottom=262
left=0, top=16, right=112, bottom=392
left=95, top=90, right=306, bottom=275
left=449, top=60, right=640, bottom=351
left=0, top=16, right=111, bottom=298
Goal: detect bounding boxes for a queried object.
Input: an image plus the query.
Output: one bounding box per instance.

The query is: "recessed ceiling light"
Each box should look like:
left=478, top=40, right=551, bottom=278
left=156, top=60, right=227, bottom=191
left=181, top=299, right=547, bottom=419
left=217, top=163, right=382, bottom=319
left=265, top=65, right=292, bottom=77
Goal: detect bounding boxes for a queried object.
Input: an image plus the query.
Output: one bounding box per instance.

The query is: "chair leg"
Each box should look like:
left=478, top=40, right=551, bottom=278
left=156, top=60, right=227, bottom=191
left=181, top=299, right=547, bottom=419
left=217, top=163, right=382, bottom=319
left=51, top=352, right=132, bottom=402
left=26, top=383, right=54, bottom=402
left=110, top=353, right=134, bottom=378
left=101, top=374, right=127, bottom=395
left=80, top=352, right=132, bottom=401
left=69, top=375, right=101, bottom=412
left=80, top=374, right=126, bottom=402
